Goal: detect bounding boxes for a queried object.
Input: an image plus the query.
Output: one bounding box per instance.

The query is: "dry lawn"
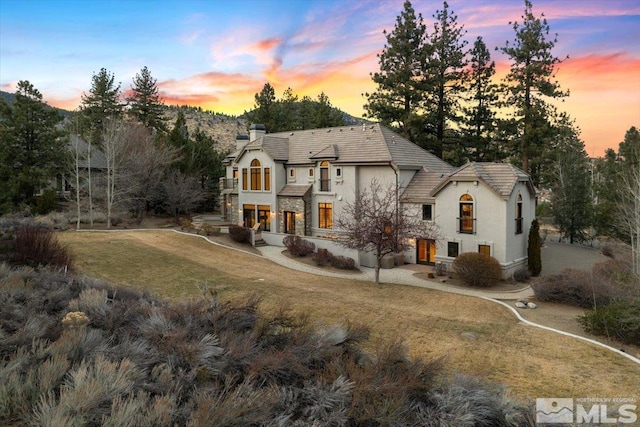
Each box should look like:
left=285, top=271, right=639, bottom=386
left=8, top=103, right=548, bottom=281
left=59, top=230, right=640, bottom=401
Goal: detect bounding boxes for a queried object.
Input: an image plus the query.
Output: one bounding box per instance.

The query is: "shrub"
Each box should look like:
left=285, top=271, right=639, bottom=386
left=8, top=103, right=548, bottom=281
left=200, top=224, right=221, bottom=237
left=453, top=253, right=502, bottom=287
left=513, top=268, right=531, bottom=282
left=35, top=189, right=58, bottom=215
left=314, top=248, right=333, bottom=267
left=527, top=219, right=542, bottom=276
left=330, top=255, right=356, bottom=270
left=579, top=299, right=640, bottom=346
left=229, top=224, right=250, bottom=243
left=282, top=235, right=315, bottom=257
left=110, top=217, right=123, bottom=227
left=12, top=224, right=74, bottom=271
left=180, top=218, right=194, bottom=232
left=600, top=244, right=614, bottom=258
left=531, top=269, right=613, bottom=308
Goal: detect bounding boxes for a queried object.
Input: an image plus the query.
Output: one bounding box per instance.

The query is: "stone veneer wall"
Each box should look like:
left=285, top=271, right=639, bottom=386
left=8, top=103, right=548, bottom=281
left=229, top=195, right=239, bottom=225
left=278, top=197, right=306, bottom=235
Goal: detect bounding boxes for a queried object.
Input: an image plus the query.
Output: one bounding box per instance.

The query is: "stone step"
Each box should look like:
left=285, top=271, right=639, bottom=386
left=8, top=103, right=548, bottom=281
left=254, top=239, right=267, bottom=247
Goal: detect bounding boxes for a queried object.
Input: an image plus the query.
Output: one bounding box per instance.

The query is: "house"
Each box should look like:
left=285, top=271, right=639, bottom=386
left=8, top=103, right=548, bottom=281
left=220, top=123, right=536, bottom=277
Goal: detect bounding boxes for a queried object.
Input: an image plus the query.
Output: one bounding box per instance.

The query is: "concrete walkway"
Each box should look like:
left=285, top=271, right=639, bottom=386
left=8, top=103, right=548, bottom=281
left=257, top=245, right=534, bottom=300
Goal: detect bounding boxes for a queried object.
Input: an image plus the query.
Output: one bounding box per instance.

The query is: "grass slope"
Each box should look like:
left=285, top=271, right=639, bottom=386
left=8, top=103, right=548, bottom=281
left=59, top=230, right=640, bottom=400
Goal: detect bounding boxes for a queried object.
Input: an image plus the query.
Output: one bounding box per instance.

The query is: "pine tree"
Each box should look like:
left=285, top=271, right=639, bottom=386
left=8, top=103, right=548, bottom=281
left=364, top=0, right=429, bottom=144
left=460, top=37, right=501, bottom=163
left=127, top=66, right=167, bottom=133
left=80, top=68, right=123, bottom=140
left=313, top=92, right=344, bottom=129
left=528, top=219, right=542, bottom=276
left=0, top=81, right=67, bottom=212
left=500, top=0, right=568, bottom=177
left=549, top=118, right=592, bottom=244
left=246, top=83, right=277, bottom=132
left=424, top=1, right=468, bottom=160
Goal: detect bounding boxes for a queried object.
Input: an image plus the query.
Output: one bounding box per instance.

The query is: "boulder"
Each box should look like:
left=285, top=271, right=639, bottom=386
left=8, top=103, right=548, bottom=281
left=527, top=302, right=537, bottom=309
left=461, top=332, right=477, bottom=340
left=515, top=301, right=528, bottom=309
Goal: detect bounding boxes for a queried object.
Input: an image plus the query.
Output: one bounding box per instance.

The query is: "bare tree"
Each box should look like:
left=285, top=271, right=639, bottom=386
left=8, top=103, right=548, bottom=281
left=161, top=169, right=208, bottom=221
left=617, top=163, right=640, bottom=276
left=101, top=118, right=132, bottom=228
left=335, top=179, right=439, bottom=284
left=68, top=133, right=84, bottom=230
left=123, top=125, right=179, bottom=223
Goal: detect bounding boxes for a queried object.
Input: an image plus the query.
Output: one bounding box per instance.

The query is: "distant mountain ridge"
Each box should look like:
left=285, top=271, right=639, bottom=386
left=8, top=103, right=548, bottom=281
left=1, top=90, right=369, bottom=154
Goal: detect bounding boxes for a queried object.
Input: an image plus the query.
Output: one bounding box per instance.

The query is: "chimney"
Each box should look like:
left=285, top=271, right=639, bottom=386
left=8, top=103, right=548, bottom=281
left=249, top=123, right=266, bottom=141
left=235, top=134, right=249, bottom=150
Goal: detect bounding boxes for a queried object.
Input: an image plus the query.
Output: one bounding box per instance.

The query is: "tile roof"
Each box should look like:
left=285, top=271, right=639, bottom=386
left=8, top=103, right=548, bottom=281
left=278, top=184, right=312, bottom=197
left=69, top=134, right=107, bottom=170
left=431, top=162, right=535, bottom=200
left=400, top=167, right=452, bottom=203
left=232, top=123, right=451, bottom=170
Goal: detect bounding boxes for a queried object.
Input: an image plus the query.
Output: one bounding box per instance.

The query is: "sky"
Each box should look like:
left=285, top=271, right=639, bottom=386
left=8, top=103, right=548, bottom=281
left=1, top=0, right=639, bottom=157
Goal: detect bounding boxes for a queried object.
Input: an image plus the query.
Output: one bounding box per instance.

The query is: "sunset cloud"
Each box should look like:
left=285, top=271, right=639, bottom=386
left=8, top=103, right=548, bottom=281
left=1, top=0, right=637, bottom=156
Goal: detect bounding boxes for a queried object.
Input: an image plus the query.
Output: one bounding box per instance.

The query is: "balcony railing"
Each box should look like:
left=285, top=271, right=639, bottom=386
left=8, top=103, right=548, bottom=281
left=219, top=177, right=238, bottom=190
left=319, top=178, right=331, bottom=192
left=457, top=217, right=476, bottom=234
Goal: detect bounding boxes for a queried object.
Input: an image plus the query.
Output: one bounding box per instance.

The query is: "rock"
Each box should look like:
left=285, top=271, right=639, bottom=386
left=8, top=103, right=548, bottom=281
left=515, top=301, right=527, bottom=309
left=461, top=332, right=477, bottom=340
left=428, top=272, right=435, bottom=279
left=527, top=302, right=537, bottom=309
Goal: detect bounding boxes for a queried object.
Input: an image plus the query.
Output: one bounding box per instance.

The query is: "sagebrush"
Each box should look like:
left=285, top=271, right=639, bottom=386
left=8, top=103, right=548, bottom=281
left=0, top=264, right=534, bottom=426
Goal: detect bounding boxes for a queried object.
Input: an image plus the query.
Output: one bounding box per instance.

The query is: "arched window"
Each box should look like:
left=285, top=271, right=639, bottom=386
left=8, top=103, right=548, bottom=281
left=515, top=194, right=523, bottom=234
left=250, top=159, right=262, bottom=191
left=319, top=161, right=330, bottom=191
left=459, top=194, right=475, bottom=234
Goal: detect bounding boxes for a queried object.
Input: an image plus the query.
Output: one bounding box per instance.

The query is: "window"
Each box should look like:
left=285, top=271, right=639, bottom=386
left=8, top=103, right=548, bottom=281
left=319, top=202, right=332, bottom=229
left=308, top=168, right=314, bottom=177
left=319, top=161, right=330, bottom=191
left=232, top=168, right=238, bottom=179
left=335, top=167, right=342, bottom=177
left=422, top=204, right=433, bottom=221
left=250, top=159, right=262, bottom=191
left=258, top=205, right=271, bottom=231
left=458, top=194, right=475, bottom=234
left=479, top=244, right=491, bottom=255
left=447, top=242, right=459, bottom=257
left=515, top=194, right=523, bottom=234
left=242, top=168, right=248, bottom=190
left=290, top=168, right=295, bottom=178
left=264, top=167, right=270, bottom=191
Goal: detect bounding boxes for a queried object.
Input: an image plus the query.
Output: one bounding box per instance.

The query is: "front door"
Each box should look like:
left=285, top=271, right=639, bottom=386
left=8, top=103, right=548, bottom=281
left=284, top=211, right=296, bottom=234
left=417, top=239, right=436, bottom=265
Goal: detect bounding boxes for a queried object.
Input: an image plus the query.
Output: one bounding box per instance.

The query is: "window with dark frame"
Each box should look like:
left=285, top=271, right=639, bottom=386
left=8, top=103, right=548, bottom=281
left=479, top=244, right=491, bottom=255
left=447, top=241, right=459, bottom=257
left=319, top=161, right=330, bottom=191
left=422, top=204, right=433, bottom=220
left=318, top=202, right=333, bottom=229
left=458, top=194, right=474, bottom=233
left=515, top=194, right=523, bottom=234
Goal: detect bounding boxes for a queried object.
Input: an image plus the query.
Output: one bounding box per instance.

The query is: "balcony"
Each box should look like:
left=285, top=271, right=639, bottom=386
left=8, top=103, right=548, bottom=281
left=219, top=177, right=238, bottom=191
left=457, top=217, right=476, bottom=234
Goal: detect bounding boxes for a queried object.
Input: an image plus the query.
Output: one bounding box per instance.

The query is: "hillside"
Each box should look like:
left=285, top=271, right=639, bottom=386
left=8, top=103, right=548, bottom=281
left=164, top=106, right=248, bottom=153
left=2, top=90, right=369, bottom=154
left=0, top=90, right=73, bottom=119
